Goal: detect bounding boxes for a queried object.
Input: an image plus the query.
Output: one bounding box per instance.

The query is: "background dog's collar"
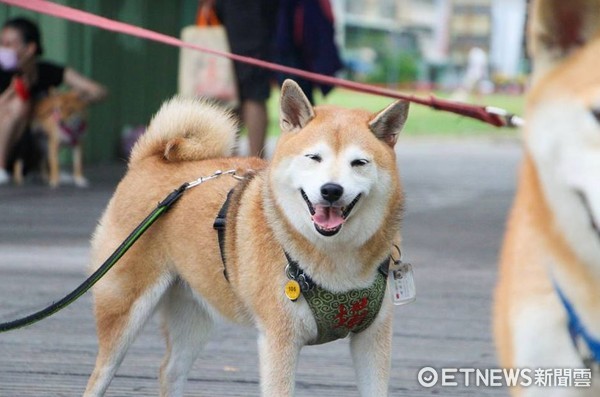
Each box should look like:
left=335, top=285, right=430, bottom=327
left=555, top=283, right=600, bottom=368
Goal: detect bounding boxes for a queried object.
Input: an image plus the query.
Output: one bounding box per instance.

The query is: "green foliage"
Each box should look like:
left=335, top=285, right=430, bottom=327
left=366, top=53, right=419, bottom=85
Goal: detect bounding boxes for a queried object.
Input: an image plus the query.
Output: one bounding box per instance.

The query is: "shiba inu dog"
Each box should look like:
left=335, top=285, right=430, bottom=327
left=24, top=90, right=88, bottom=187
left=494, top=1, right=600, bottom=395
left=83, top=80, right=408, bottom=396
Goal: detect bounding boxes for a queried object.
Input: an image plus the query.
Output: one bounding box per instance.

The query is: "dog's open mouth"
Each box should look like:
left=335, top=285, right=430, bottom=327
left=300, top=189, right=361, bottom=236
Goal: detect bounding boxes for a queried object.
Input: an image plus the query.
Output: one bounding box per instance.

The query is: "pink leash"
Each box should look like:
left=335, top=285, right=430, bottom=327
left=0, top=0, right=523, bottom=128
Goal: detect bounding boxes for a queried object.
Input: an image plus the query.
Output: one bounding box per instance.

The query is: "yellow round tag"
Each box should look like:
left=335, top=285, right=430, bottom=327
left=285, top=280, right=301, bottom=301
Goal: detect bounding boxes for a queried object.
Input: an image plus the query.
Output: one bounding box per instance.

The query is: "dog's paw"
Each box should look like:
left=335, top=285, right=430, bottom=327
left=48, top=175, right=60, bottom=188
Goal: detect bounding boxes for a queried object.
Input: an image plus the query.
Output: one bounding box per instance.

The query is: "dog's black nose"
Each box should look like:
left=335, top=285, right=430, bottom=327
left=320, top=183, right=344, bottom=203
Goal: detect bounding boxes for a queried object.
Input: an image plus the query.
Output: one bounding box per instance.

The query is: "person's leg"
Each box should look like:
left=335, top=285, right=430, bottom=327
left=219, top=0, right=274, bottom=158
left=242, top=99, right=268, bottom=158
left=0, top=125, right=13, bottom=171
left=0, top=96, right=30, bottom=182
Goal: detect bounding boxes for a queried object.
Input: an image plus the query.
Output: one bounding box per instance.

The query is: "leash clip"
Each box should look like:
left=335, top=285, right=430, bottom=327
left=186, top=169, right=240, bottom=189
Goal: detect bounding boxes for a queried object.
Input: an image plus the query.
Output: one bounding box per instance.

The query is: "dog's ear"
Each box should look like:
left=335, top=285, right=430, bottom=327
left=528, top=0, right=600, bottom=81
left=369, top=100, right=409, bottom=148
left=279, top=79, right=315, bottom=133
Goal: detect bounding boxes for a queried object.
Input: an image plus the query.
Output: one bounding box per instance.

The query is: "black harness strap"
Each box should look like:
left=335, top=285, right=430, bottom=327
left=213, top=189, right=235, bottom=281
left=285, top=251, right=390, bottom=292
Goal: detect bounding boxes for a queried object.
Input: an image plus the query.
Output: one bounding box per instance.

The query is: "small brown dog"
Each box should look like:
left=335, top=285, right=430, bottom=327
left=14, top=90, right=89, bottom=187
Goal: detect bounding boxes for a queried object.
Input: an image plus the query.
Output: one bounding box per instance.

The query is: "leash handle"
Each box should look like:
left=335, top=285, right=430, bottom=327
left=0, top=183, right=188, bottom=333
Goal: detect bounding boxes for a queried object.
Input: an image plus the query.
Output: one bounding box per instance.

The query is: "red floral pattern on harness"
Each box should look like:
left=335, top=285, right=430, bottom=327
left=335, top=297, right=369, bottom=330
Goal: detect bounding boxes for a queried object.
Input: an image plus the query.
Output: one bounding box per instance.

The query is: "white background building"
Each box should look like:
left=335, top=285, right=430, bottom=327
left=332, top=0, right=527, bottom=84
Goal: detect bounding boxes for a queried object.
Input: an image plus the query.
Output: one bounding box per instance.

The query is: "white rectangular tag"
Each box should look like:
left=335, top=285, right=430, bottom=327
left=389, top=262, right=416, bottom=306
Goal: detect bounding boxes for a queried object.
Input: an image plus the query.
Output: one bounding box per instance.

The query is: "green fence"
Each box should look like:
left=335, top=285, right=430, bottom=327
left=1, top=0, right=199, bottom=163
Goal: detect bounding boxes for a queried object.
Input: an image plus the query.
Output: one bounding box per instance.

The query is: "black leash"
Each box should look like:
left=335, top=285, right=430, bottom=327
left=0, top=169, right=241, bottom=333
left=0, top=183, right=188, bottom=333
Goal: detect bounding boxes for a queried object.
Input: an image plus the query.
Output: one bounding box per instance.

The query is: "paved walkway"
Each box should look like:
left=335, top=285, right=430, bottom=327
left=0, top=137, right=521, bottom=396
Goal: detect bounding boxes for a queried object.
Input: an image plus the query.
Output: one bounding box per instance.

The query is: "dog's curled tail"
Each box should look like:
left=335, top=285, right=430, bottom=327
left=129, top=97, right=238, bottom=165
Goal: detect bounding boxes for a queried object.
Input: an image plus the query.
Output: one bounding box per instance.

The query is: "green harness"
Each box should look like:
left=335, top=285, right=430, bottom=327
left=285, top=253, right=389, bottom=345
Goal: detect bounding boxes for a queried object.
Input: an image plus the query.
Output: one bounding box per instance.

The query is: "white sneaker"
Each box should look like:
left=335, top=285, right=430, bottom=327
left=73, top=175, right=89, bottom=188
left=0, top=169, right=10, bottom=185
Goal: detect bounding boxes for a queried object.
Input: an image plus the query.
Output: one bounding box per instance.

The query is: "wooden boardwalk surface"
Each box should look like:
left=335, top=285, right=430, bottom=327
left=0, top=139, right=521, bottom=396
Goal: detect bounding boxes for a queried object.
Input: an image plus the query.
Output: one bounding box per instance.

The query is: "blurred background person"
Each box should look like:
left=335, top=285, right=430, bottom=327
left=451, top=46, right=489, bottom=103
left=199, top=0, right=279, bottom=158
left=0, top=17, right=107, bottom=185
left=275, top=0, right=342, bottom=105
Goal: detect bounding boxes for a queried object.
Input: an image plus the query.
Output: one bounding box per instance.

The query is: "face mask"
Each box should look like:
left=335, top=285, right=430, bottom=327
left=0, top=46, right=18, bottom=71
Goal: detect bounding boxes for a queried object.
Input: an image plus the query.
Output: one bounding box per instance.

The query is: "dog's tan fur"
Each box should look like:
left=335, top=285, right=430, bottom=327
left=494, top=1, right=600, bottom=396
left=17, top=90, right=89, bottom=187
left=84, top=80, right=407, bottom=396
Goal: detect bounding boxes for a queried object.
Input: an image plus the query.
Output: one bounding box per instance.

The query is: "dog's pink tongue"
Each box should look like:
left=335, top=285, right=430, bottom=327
left=313, top=206, right=345, bottom=229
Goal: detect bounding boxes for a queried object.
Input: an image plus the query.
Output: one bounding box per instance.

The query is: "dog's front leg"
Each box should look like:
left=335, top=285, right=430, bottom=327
left=72, top=144, right=89, bottom=187
left=350, top=303, right=393, bottom=397
left=47, top=132, right=60, bottom=188
left=257, top=331, right=301, bottom=396
left=12, top=159, right=23, bottom=185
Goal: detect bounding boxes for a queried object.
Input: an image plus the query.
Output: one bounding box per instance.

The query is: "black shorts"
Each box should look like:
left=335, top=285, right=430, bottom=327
left=216, top=0, right=278, bottom=102
left=233, top=58, right=272, bottom=102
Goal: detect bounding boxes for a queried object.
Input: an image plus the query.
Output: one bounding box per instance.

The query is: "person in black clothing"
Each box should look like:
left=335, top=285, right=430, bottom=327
left=275, top=0, right=342, bottom=104
left=201, top=0, right=279, bottom=158
left=0, top=17, right=107, bottom=184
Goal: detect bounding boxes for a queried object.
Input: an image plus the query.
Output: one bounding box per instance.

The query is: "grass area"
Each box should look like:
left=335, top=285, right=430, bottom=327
left=265, top=87, right=525, bottom=137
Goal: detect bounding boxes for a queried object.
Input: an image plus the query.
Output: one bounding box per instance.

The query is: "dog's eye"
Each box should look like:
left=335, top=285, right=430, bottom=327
left=351, top=159, right=370, bottom=167
left=305, top=153, right=322, bottom=162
